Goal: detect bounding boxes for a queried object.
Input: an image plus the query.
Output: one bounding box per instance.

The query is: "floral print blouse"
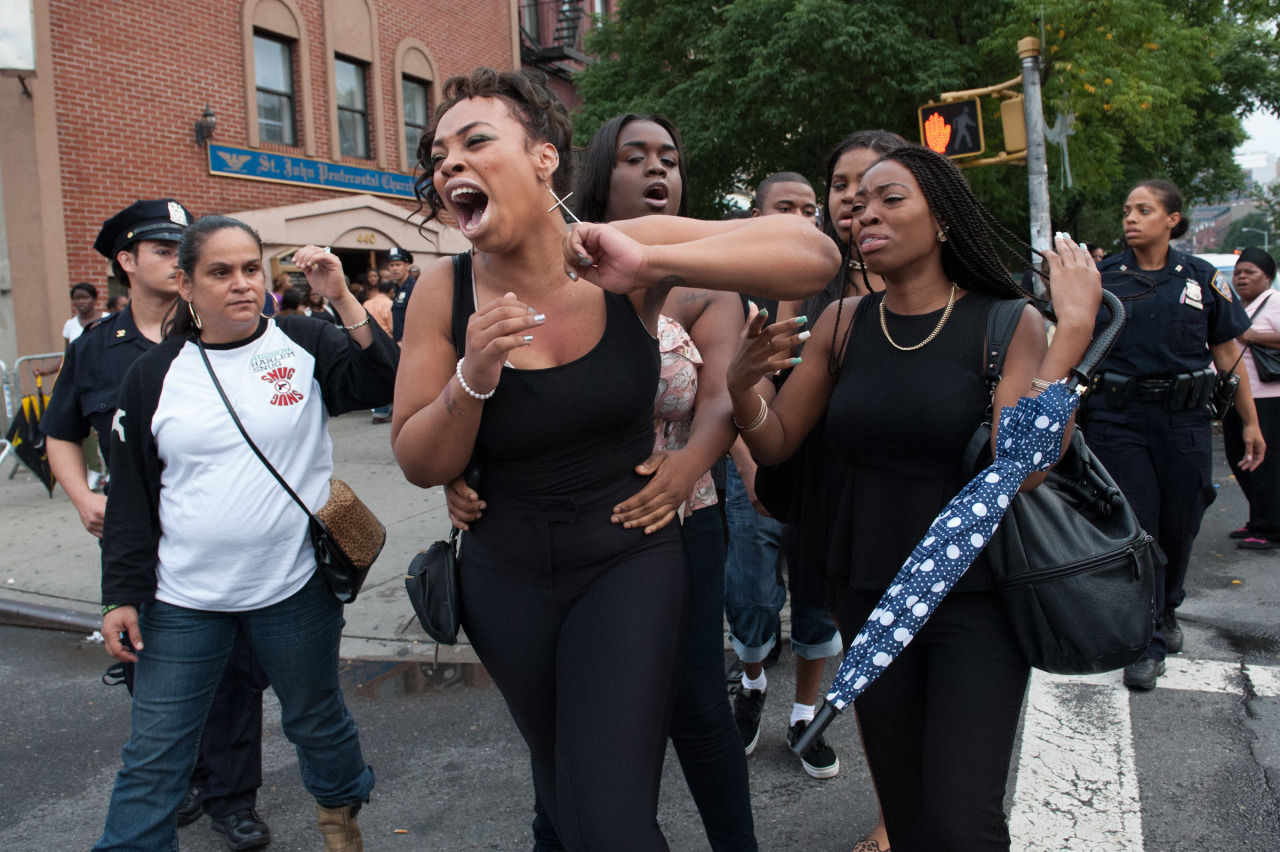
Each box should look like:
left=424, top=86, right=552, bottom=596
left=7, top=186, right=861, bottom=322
left=654, top=315, right=717, bottom=512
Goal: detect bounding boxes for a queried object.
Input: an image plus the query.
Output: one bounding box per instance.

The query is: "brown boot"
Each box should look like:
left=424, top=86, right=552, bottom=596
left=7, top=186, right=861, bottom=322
left=317, top=803, right=364, bottom=852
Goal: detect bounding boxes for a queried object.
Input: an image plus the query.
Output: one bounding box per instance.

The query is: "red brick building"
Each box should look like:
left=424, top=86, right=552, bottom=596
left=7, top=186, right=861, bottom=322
left=1, top=0, right=612, bottom=361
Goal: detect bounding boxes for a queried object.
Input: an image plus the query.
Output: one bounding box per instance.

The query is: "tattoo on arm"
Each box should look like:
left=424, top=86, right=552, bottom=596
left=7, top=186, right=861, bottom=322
left=677, top=288, right=709, bottom=305
left=444, top=388, right=464, bottom=417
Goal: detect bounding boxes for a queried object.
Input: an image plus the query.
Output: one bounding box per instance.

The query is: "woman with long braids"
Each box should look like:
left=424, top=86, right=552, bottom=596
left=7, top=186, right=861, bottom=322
left=393, top=68, right=837, bottom=851
left=726, top=144, right=1101, bottom=851
left=1085, top=179, right=1262, bottom=689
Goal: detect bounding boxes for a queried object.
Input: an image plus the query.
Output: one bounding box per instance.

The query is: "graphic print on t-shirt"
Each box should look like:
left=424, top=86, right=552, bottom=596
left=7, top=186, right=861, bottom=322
left=261, top=366, right=305, bottom=406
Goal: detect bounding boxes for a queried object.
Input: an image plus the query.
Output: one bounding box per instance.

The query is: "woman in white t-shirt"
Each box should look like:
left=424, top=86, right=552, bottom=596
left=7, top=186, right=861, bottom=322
left=63, top=281, right=102, bottom=345
left=94, top=216, right=398, bottom=851
left=1227, top=246, right=1280, bottom=549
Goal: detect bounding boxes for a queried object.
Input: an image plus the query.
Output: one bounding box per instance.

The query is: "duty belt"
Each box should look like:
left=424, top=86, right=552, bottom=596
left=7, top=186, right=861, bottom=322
left=1090, top=369, right=1214, bottom=411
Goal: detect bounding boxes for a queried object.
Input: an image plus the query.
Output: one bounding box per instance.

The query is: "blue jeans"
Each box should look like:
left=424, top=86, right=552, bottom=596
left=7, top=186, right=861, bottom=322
left=724, top=458, right=840, bottom=663
left=94, top=571, right=373, bottom=851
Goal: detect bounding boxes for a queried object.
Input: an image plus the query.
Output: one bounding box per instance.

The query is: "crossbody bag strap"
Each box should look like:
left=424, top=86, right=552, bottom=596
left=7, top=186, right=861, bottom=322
left=962, top=297, right=1030, bottom=473
left=196, top=337, right=318, bottom=524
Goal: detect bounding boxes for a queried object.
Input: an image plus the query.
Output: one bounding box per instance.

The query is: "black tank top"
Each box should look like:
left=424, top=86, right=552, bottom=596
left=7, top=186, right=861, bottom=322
left=450, top=252, right=659, bottom=497
left=825, top=289, right=1003, bottom=592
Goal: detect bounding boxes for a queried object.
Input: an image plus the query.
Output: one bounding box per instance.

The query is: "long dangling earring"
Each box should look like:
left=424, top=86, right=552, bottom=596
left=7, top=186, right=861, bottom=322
left=545, top=185, right=582, bottom=223
left=188, top=300, right=203, bottom=331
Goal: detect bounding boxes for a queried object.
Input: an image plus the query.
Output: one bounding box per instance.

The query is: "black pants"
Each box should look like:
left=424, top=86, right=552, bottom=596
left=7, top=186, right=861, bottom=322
left=1224, top=397, right=1280, bottom=538
left=461, top=480, right=688, bottom=852
left=835, top=589, right=1029, bottom=852
left=118, top=631, right=268, bottom=818
left=532, top=507, right=757, bottom=851
left=1081, top=400, right=1215, bottom=659
left=189, top=631, right=270, bottom=817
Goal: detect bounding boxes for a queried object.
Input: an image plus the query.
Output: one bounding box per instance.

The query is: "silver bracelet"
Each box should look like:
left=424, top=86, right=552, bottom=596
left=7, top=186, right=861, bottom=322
left=456, top=357, right=496, bottom=400
left=733, top=394, right=769, bottom=433
left=342, top=312, right=371, bottom=331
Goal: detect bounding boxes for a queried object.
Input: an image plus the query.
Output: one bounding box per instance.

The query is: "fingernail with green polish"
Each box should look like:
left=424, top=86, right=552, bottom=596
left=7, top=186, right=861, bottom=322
left=790, top=357, right=802, bottom=365
left=794, top=316, right=807, bottom=325
left=759, top=309, right=769, bottom=319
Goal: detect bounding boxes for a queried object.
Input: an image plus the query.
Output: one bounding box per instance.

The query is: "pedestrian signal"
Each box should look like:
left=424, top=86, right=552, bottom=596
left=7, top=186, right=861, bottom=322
left=917, top=99, right=984, bottom=159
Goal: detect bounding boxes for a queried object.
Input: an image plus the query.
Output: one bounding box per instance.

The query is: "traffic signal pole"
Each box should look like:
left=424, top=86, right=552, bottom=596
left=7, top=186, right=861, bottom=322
left=1018, top=36, right=1051, bottom=298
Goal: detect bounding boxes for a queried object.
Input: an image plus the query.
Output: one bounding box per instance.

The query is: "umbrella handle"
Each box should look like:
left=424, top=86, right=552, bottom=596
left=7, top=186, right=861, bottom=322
left=790, top=701, right=841, bottom=756
left=1070, top=289, right=1124, bottom=385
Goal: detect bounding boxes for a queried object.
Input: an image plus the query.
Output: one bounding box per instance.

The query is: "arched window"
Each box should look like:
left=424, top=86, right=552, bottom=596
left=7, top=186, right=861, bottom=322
left=242, top=0, right=316, bottom=156
left=393, top=40, right=440, bottom=172
left=324, top=0, right=386, bottom=167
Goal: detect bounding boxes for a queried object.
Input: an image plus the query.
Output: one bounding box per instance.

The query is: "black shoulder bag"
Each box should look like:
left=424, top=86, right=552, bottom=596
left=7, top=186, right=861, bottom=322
left=1243, top=294, right=1280, bottom=384
left=966, top=293, right=1159, bottom=674
left=197, top=339, right=385, bottom=604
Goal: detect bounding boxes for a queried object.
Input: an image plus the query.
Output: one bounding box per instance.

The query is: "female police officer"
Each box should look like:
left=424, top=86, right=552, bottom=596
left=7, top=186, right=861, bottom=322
left=1084, top=179, right=1264, bottom=690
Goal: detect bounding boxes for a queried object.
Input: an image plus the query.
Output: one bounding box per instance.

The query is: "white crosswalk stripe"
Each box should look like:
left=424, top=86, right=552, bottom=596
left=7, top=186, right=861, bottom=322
left=1010, top=657, right=1279, bottom=850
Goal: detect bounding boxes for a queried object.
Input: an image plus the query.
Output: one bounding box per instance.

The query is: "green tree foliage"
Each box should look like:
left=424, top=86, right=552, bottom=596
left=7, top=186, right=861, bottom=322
left=575, top=0, right=1280, bottom=255
left=1215, top=211, right=1272, bottom=253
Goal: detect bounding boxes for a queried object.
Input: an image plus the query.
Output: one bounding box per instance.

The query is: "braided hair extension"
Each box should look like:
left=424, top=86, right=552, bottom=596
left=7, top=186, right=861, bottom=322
left=876, top=145, right=1031, bottom=302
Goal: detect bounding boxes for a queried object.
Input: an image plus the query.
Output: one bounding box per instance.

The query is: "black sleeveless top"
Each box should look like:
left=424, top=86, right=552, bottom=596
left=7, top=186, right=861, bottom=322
left=450, top=252, right=660, bottom=498
left=826, top=289, right=1005, bottom=592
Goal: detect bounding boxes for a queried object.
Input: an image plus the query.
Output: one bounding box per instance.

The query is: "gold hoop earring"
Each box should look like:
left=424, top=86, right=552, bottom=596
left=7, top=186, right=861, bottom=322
left=936, top=229, right=948, bottom=243
left=188, top=301, right=202, bottom=331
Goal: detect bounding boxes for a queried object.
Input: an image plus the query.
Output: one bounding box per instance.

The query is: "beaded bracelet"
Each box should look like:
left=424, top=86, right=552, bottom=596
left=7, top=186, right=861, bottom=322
left=733, top=394, right=769, bottom=434
left=342, top=312, right=371, bottom=331
left=456, top=357, right=496, bottom=400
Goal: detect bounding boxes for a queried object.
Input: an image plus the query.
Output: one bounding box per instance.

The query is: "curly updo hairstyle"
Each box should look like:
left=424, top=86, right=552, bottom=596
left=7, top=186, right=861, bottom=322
left=413, top=68, right=574, bottom=223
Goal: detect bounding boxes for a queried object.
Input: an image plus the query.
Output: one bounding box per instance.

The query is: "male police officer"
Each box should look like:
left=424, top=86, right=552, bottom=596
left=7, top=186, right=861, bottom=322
left=372, top=247, right=414, bottom=423
left=387, top=246, right=415, bottom=344
left=43, top=200, right=272, bottom=851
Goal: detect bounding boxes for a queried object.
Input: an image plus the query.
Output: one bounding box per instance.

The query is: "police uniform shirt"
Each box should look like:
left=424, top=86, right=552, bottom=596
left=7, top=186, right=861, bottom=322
left=42, top=306, right=153, bottom=467
left=390, top=276, right=416, bottom=342
left=1094, top=247, right=1250, bottom=378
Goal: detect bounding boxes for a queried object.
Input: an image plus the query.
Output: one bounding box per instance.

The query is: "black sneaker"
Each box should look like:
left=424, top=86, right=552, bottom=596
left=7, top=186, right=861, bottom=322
left=1162, top=610, right=1184, bottom=655
left=209, top=807, right=271, bottom=851
left=176, top=785, right=204, bottom=827
left=733, top=687, right=766, bottom=755
left=788, top=720, right=840, bottom=779
left=1122, top=657, right=1166, bottom=691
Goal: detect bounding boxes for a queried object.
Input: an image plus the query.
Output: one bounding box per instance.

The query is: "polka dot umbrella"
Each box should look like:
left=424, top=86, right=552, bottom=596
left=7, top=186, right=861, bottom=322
left=791, top=380, right=1083, bottom=756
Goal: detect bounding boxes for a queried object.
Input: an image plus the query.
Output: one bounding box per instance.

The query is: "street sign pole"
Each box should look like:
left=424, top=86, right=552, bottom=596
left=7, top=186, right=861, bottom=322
left=1018, top=36, right=1051, bottom=298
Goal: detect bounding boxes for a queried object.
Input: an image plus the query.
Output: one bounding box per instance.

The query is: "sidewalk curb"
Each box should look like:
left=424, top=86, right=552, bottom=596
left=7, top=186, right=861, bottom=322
left=0, top=598, right=100, bottom=633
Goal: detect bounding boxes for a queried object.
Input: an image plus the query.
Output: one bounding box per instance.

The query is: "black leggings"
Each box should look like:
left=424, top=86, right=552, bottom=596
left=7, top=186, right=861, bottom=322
left=835, top=588, right=1029, bottom=852
left=531, top=506, right=757, bottom=852
left=461, top=480, right=689, bottom=852
left=1225, top=397, right=1280, bottom=538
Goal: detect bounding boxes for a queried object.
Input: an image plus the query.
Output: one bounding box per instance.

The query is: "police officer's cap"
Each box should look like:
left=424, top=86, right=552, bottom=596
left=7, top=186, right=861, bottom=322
left=94, top=199, right=192, bottom=259
left=386, top=247, right=413, bottom=264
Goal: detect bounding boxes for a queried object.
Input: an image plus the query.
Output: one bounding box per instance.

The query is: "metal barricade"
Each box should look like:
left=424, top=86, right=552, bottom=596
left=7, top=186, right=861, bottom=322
left=6, top=352, right=64, bottom=479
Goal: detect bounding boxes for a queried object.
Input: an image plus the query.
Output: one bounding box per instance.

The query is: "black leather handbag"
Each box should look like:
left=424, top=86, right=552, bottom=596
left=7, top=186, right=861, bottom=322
left=405, top=528, right=462, bottom=645
left=970, top=294, right=1158, bottom=674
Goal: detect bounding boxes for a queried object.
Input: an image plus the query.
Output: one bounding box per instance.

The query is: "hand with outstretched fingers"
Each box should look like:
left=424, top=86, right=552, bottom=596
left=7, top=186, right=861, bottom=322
left=727, top=302, right=809, bottom=394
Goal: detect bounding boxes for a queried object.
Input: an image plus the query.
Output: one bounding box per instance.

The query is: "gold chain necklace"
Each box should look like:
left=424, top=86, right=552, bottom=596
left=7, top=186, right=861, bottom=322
left=879, top=282, right=958, bottom=351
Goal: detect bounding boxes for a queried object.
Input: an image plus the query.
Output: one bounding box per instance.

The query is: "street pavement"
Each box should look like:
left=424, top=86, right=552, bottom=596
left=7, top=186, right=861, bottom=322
left=2, top=415, right=1279, bottom=850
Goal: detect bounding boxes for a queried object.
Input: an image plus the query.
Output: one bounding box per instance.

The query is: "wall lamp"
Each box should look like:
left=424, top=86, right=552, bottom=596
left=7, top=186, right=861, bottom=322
left=195, top=104, right=217, bottom=145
